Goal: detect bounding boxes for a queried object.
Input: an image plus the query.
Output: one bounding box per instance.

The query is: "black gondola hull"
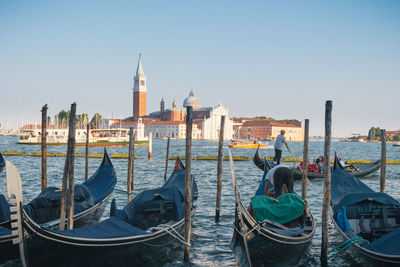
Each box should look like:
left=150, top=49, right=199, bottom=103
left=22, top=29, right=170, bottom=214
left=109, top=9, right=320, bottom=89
left=231, top=201, right=315, bottom=266
left=331, top=215, right=400, bottom=267
left=0, top=193, right=111, bottom=264
left=253, top=148, right=381, bottom=180
left=22, top=207, right=191, bottom=267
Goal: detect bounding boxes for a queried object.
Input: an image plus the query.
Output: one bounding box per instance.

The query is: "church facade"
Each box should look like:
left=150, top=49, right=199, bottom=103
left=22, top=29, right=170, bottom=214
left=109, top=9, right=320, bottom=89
left=131, top=55, right=234, bottom=140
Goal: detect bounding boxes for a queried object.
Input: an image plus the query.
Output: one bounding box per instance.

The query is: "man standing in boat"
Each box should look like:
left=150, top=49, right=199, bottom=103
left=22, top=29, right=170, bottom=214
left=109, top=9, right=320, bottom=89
left=274, top=130, right=289, bottom=165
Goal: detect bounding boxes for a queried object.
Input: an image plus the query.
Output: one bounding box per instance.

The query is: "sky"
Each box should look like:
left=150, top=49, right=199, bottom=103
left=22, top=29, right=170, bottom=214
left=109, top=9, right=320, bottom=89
left=1, top=0, right=399, bottom=137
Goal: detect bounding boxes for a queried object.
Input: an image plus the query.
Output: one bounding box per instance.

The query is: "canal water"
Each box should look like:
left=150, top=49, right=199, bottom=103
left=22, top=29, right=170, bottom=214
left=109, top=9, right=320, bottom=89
left=0, top=135, right=399, bottom=266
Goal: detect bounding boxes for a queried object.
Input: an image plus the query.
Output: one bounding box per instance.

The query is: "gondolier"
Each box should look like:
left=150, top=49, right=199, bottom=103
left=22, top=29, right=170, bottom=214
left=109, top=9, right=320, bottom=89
left=274, top=130, right=289, bottom=165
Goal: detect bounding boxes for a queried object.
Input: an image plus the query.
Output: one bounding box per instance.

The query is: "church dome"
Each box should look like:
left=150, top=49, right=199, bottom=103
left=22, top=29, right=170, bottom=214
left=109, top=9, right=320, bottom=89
left=183, top=89, right=200, bottom=109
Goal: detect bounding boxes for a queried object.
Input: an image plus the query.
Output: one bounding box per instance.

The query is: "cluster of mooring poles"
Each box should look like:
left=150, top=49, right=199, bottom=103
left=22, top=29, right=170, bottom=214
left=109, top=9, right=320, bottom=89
left=38, top=100, right=388, bottom=264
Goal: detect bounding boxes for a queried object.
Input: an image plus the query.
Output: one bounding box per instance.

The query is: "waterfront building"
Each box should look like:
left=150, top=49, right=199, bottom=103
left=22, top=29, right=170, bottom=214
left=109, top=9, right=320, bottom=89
left=148, top=90, right=233, bottom=140
left=132, top=54, right=147, bottom=120
left=233, top=118, right=303, bottom=141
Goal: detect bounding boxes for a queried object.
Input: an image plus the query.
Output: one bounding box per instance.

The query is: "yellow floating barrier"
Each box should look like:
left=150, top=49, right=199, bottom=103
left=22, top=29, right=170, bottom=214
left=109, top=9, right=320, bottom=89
left=223, top=156, right=250, bottom=161
left=111, top=154, right=137, bottom=159
left=87, top=153, right=103, bottom=158
left=168, top=156, right=194, bottom=160
left=55, top=153, right=83, bottom=157
left=2, top=151, right=28, bottom=156
left=196, top=156, right=218, bottom=160
left=29, top=152, right=56, bottom=157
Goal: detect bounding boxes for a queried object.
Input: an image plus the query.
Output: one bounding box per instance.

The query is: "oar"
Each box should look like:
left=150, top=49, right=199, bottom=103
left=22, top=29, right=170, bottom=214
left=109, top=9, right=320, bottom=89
left=228, top=148, right=253, bottom=267
left=287, top=147, right=312, bottom=185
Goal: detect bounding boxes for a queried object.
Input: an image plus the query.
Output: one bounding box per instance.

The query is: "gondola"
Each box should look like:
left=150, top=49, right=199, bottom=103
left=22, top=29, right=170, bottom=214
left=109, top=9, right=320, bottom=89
left=330, top=155, right=400, bottom=266
left=10, top=158, right=197, bottom=267
left=0, top=149, right=117, bottom=264
left=230, top=150, right=315, bottom=266
left=253, top=147, right=381, bottom=180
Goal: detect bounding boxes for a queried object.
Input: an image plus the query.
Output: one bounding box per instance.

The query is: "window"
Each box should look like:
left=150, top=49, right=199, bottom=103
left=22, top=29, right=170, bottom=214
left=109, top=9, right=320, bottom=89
left=141, top=80, right=145, bottom=86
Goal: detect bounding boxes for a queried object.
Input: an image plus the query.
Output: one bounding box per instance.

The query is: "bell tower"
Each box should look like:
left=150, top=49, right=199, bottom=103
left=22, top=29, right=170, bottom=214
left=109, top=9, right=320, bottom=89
left=133, top=53, right=147, bottom=120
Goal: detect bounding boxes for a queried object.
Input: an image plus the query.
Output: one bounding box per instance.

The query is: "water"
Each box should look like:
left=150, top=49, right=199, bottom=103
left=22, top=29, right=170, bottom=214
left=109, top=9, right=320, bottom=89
left=1, top=135, right=399, bottom=266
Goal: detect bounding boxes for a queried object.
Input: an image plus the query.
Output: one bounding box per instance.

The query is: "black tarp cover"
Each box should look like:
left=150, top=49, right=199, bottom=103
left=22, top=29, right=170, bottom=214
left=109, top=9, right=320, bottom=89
left=331, top=158, right=400, bottom=256
left=51, top=168, right=197, bottom=239
left=331, top=166, right=374, bottom=207
left=0, top=152, right=5, bottom=175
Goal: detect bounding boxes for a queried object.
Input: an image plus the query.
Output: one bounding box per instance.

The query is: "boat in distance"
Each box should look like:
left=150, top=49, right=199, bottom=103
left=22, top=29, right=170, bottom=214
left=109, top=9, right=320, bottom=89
left=253, top=147, right=381, bottom=180
left=0, top=150, right=117, bottom=264
left=229, top=139, right=267, bottom=149
left=12, top=158, right=198, bottom=267
left=228, top=150, right=315, bottom=266
left=330, top=155, right=400, bottom=266
left=18, top=128, right=148, bottom=146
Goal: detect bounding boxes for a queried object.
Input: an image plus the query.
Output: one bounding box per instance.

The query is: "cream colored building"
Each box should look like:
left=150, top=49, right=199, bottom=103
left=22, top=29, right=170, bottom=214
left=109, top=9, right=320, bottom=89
left=271, top=126, right=304, bottom=141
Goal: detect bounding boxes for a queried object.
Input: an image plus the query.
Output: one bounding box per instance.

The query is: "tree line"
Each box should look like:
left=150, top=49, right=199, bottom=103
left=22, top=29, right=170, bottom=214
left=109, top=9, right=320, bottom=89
left=54, top=110, right=103, bottom=129
left=368, top=127, right=400, bottom=141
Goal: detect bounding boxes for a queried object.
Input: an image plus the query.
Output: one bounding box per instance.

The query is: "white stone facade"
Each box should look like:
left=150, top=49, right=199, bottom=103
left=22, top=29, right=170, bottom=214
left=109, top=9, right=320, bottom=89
left=200, top=103, right=234, bottom=140
left=145, top=122, right=202, bottom=139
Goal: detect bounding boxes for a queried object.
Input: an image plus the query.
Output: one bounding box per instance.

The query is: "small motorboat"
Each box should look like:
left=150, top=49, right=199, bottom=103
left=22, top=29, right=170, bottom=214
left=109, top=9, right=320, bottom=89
left=229, top=140, right=267, bottom=149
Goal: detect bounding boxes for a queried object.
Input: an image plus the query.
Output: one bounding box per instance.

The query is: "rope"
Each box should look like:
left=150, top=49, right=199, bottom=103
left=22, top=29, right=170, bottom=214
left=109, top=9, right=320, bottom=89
left=114, top=189, right=134, bottom=195
left=323, top=237, right=369, bottom=260
left=40, top=223, right=59, bottom=230
left=147, top=224, right=190, bottom=247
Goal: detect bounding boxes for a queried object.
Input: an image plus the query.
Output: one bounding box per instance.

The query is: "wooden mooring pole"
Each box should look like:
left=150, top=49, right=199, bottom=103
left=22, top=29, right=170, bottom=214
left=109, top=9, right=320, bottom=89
left=148, top=132, right=152, bottom=160
left=215, top=115, right=225, bottom=223
left=321, top=100, right=333, bottom=266
left=85, top=123, right=89, bottom=181
left=380, top=129, right=386, bottom=192
left=41, top=104, right=48, bottom=191
left=127, top=127, right=135, bottom=203
left=302, top=119, right=309, bottom=200
left=184, top=106, right=193, bottom=262
left=59, top=103, right=77, bottom=230
left=164, top=137, right=170, bottom=182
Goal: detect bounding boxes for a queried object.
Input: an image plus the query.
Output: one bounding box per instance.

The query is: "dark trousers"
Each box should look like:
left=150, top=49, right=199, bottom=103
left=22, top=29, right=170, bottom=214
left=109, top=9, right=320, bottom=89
left=274, top=149, right=282, bottom=164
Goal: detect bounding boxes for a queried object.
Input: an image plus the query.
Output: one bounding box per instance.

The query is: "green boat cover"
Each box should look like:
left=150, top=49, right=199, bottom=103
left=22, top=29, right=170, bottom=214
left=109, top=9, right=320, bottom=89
left=251, top=193, right=305, bottom=225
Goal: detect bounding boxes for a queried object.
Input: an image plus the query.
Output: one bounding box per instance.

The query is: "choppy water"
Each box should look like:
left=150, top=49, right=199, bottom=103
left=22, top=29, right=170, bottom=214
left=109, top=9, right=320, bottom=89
left=0, top=135, right=399, bottom=266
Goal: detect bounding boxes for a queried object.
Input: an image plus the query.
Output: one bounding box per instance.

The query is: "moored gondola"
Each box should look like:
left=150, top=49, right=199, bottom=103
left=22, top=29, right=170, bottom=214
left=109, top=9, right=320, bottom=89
left=0, top=149, right=117, bottom=264
left=330, top=155, right=400, bottom=266
left=253, top=147, right=381, bottom=180
left=11, top=158, right=197, bottom=267
left=230, top=150, right=315, bottom=266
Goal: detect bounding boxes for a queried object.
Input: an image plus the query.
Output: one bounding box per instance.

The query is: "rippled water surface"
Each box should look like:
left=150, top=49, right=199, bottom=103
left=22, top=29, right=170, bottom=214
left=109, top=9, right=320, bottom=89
left=1, top=136, right=399, bottom=266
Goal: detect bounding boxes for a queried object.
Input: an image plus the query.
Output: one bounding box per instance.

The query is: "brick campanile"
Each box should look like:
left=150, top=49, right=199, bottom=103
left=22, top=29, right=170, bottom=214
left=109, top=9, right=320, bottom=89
left=133, top=53, right=147, bottom=120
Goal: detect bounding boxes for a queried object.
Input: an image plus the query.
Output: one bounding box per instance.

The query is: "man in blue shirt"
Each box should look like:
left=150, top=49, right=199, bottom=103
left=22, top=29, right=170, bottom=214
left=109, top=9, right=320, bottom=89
left=274, top=130, right=289, bottom=164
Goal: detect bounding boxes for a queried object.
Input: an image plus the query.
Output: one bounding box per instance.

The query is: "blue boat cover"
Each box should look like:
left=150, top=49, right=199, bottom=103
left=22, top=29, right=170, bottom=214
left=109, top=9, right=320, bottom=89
left=24, top=185, right=95, bottom=223
left=0, top=195, right=10, bottom=223
left=332, top=158, right=400, bottom=256
left=1, top=150, right=116, bottom=232
left=53, top=216, right=150, bottom=238
left=47, top=168, right=197, bottom=239
left=121, top=168, right=197, bottom=225
left=82, top=151, right=117, bottom=202
left=331, top=166, right=373, bottom=207
left=0, top=152, right=5, bottom=175
left=362, top=226, right=400, bottom=255
left=0, top=226, right=11, bottom=236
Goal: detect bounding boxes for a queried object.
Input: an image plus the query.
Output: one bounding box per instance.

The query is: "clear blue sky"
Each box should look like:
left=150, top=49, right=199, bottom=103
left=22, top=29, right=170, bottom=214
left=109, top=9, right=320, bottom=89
left=1, top=0, right=399, bottom=137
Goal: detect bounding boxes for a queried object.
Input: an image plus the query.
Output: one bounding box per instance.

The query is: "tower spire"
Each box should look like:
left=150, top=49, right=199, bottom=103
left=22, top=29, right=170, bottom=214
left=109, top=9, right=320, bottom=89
left=136, top=53, right=144, bottom=75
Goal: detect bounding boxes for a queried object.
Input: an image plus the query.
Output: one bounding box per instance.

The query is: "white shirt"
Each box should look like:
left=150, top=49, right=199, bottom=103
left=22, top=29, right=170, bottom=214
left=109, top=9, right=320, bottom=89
left=274, top=134, right=287, bottom=150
